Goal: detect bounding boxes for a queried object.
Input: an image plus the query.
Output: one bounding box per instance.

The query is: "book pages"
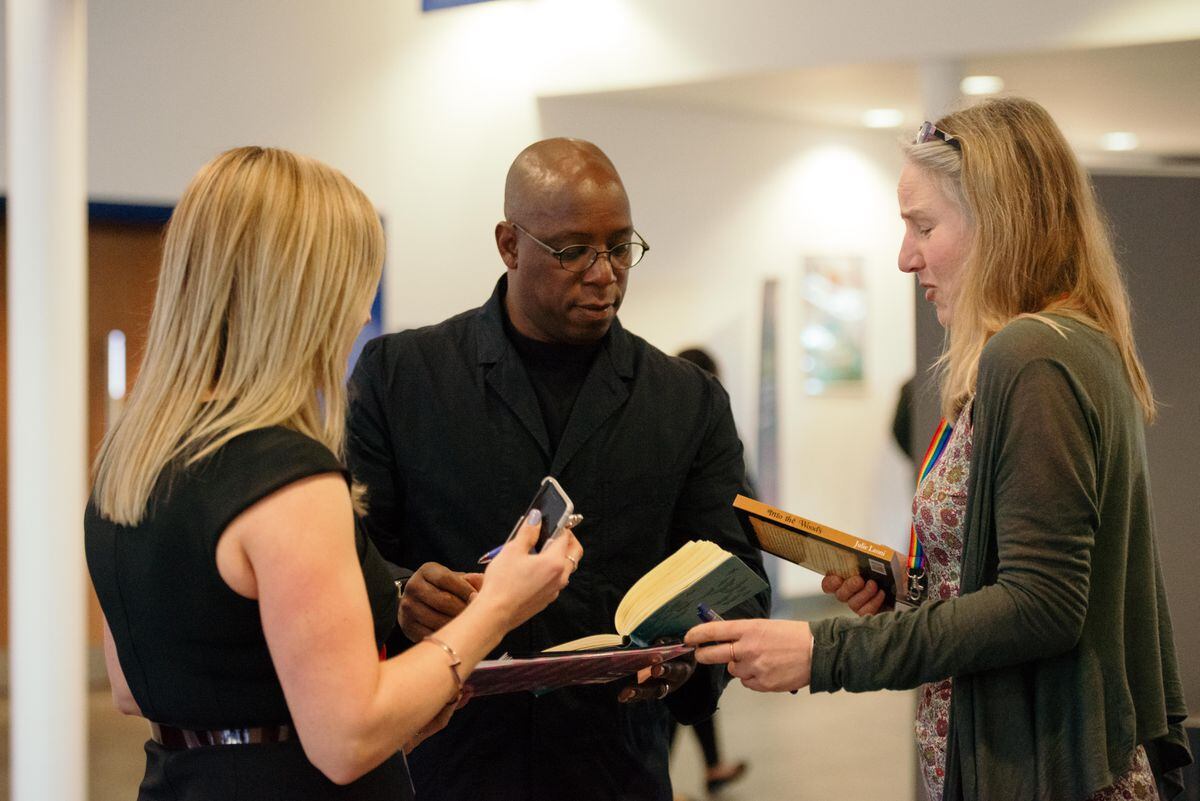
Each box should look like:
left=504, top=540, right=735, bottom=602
left=543, top=633, right=625, bottom=653
left=747, top=516, right=862, bottom=578
left=615, top=540, right=727, bottom=635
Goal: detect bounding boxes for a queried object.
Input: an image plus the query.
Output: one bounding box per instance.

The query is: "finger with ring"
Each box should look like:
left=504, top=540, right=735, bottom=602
left=728, top=642, right=737, bottom=663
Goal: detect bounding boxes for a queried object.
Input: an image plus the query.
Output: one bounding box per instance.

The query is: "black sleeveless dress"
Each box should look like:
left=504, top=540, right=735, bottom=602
left=85, top=427, right=412, bottom=801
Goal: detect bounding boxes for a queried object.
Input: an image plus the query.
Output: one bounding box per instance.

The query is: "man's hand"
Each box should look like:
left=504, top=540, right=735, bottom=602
left=616, top=653, right=696, bottom=704
left=398, top=562, right=485, bottom=642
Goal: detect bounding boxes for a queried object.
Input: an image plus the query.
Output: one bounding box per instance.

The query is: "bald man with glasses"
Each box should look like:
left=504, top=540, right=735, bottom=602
left=346, top=138, right=769, bottom=801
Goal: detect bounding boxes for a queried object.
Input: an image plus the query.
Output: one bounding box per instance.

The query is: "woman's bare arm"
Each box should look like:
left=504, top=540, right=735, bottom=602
left=219, top=473, right=578, bottom=785
left=101, top=616, right=142, bottom=716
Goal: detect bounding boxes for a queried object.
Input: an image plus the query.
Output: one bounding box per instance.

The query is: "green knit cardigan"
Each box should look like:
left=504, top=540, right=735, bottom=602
left=810, top=315, right=1191, bottom=800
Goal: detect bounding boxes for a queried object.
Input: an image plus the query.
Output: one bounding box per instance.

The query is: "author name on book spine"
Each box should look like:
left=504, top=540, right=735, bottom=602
left=853, top=540, right=888, bottom=558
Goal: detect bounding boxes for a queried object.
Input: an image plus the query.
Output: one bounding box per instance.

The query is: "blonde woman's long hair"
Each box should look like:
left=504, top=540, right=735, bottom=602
left=903, top=97, right=1154, bottom=421
left=92, top=146, right=384, bottom=525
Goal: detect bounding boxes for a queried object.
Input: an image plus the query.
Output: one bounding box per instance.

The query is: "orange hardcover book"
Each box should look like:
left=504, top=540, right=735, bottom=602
left=733, top=495, right=910, bottom=607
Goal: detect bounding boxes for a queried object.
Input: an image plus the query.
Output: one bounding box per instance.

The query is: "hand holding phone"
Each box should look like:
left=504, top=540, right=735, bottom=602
left=478, top=477, right=580, bottom=564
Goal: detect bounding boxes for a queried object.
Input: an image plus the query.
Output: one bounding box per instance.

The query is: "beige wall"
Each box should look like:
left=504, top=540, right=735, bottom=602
left=61, top=1, right=1200, bottom=333
left=1, top=0, right=1196, bottom=612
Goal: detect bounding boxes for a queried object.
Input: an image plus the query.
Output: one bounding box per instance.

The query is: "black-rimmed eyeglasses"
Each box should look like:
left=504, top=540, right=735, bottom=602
left=916, top=121, right=962, bottom=150
left=510, top=223, right=649, bottom=273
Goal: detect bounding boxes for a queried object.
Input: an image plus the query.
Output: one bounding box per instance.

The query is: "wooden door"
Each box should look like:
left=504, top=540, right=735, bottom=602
left=83, top=221, right=164, bottom=645
left=0, top=213, right=165, bottom=648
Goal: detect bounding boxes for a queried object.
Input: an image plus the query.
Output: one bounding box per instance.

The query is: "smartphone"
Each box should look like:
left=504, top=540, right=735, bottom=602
left=508, top=476, right=574, bottom=552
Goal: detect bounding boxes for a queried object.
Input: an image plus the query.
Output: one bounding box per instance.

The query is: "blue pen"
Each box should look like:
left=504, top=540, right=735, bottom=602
left=697, top=603, right=797, bottom=694
left=476, top=543, right=506, bottom=565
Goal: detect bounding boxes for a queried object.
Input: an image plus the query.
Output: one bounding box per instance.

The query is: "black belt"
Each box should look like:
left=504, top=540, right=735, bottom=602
left=150, top=722, right=293, bottom=750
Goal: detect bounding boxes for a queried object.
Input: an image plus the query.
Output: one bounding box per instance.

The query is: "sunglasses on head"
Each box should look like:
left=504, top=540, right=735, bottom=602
left=916, top=121, right=962, bottom=150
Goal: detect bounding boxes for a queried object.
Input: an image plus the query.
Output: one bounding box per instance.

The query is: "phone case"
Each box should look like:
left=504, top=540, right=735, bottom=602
left=507, top=476, right=574, bottom=551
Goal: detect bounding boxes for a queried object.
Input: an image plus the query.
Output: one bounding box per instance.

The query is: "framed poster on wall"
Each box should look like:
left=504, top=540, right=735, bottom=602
left=799, top=255, right=866, bottom=395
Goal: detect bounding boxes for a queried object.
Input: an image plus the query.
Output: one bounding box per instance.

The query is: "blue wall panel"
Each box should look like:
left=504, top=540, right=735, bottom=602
left=423, top=0, right=494, bottom=11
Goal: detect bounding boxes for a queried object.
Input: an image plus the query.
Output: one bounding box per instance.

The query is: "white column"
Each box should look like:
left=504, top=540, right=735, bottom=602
left=918, top=59, right=964, bottom=122
left=6, top=2, right=89, bottom=801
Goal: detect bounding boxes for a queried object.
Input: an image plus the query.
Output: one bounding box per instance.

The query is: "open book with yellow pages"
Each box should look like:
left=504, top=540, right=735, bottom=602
left=733, top=495, right=912, bottom=609
left=544, top=539, right=768, bottom=652
left=463, top=540, right=767, bottom=697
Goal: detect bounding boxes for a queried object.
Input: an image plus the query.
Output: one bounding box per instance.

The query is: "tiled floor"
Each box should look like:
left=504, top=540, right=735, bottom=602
left=669, top=681, right=915, bottom=801
left=0, top=688, right=148, bottom=800
left=0, top=597, right=918, bottom=800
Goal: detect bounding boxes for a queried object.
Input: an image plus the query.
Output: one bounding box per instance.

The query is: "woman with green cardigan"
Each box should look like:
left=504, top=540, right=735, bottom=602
left=687, top=97, right=1190, bottom=801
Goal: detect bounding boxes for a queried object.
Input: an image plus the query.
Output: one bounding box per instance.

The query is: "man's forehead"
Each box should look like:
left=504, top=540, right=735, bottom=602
left=521, top=174, right=631, bottom=227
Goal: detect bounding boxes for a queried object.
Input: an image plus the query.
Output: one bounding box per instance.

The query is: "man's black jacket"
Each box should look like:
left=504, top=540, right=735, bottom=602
left=346, top=277, right=770, bottom=801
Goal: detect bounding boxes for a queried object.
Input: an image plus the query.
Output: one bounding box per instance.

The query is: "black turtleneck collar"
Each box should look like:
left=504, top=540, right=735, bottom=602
left=499, top=299, right=600, bottom=455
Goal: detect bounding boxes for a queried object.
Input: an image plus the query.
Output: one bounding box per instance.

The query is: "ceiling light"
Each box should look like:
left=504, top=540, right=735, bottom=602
left=960, top=75, right=1004, bottom=95
left=862, top=109, right=904, bottom=129
left=1100, top=132, right=1139, bottom=151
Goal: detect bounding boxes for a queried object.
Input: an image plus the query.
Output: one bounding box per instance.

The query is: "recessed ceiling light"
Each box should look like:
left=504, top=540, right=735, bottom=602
left=960, top=75, right=1004, bottom=95
left=1100, top=132, right=1139, bottom=151
left=862, top=108, right=904, bottom=129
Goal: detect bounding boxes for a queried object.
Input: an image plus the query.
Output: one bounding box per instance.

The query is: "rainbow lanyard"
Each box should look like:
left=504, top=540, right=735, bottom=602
left=905, top=418, right=953, bottom=602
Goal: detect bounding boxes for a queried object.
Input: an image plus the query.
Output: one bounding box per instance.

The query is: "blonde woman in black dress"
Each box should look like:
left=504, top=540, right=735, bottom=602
left=86, top=146, right=582, bottom=800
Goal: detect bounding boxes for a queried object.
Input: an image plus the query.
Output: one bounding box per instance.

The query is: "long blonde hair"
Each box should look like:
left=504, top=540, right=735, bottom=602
left=93, top=146, right=384, bottom=525
left=903, top=97, right=1155, bottom=421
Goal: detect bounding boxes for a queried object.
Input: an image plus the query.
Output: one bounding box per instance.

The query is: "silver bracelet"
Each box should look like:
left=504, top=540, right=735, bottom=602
left=422, top=635, right=464, bottom=699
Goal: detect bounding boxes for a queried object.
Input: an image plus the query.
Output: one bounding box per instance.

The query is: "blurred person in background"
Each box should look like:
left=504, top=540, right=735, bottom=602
left=672, top=347, right=752, bottom=798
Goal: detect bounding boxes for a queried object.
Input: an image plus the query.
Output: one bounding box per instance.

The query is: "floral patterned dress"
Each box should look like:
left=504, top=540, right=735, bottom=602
left=911, top=403, right=1158, bottom=801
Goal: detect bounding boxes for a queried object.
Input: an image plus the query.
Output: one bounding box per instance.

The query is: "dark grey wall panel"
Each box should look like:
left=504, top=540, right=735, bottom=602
left=1094, top=173, right=1199, bottom=714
